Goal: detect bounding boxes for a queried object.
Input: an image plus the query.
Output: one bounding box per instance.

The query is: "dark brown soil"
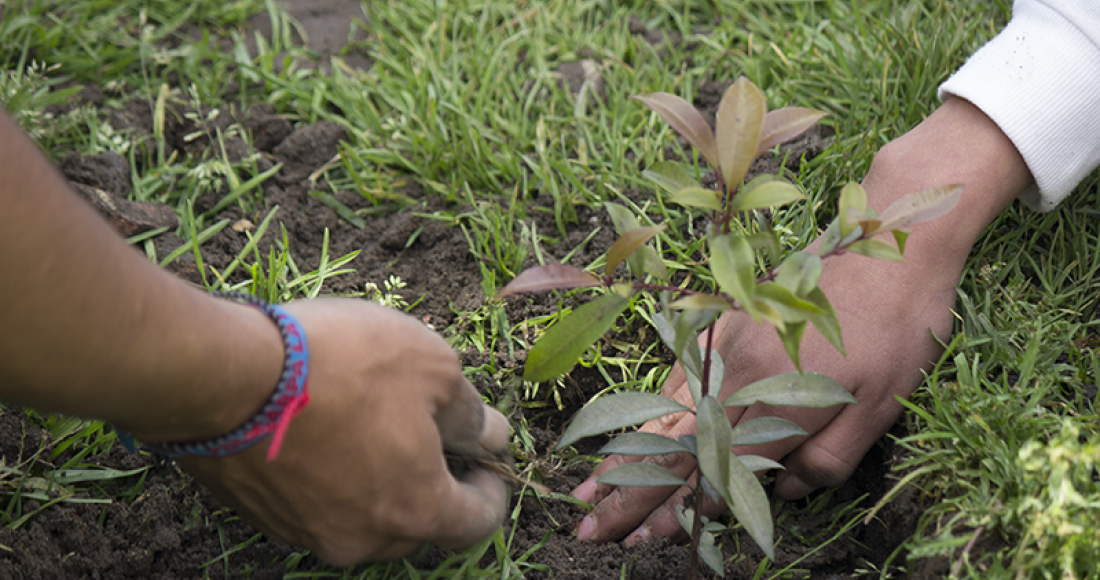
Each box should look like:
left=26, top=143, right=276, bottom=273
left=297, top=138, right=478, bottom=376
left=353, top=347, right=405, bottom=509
left=0, top=3, right=933, bottom=579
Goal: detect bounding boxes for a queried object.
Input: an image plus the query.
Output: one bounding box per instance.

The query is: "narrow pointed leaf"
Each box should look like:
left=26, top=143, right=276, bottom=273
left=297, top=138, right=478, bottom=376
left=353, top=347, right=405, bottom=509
left=598, top=432, right=691, bottom=456
left=670, top=294, right=732, bottom=311
left=737, top=455, right=785, bottom=473
left=643, top=161, right=701, bottom=195
left=752, top=299, right=786, bottom=332
left=778, top=321, right=807, bottom=372
left=729, top=181, right=807, bottom=213
left=498, top=265, right=601, bottom=298
left=597, top=463, right=690, bottom=487
left=711, top=234, right=757, bottom=314
left=755, top=107, right=828, bottom=156
left=685, top=348, right=725, bottom=406
left=633, top=92, right=719, bottom=170
left=606, top=225, right=666, bottom=277
left=696, top=396, right=733, bottom=506
left=726, top=454, right=775, bottom=560
left=848, top=239, right=904, bottom=261
left=722, top=371, right=856, bottom=408
left=730, top=417, right=807, bottom=447
left=673, top=310, right=717, bottom=381
left=874, top=184, right=963, bottom=234
left=668, top=187, right=722, bottom=211
left=715, top=77, right=765, bottom=188
left=806, top=288, right=845, bottom=355
left=604, top=202, right=640, bottom=235
left=557, top=392, right=692, bottom=449
left=526, top=292, right=630, bottom=383
left=775, top=252, right=822, bottom=298
left=756, top=282, right=825, bottom=321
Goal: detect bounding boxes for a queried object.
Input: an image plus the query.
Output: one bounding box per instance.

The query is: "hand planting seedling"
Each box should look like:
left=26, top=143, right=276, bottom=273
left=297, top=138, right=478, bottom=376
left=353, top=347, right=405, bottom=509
left=499, top=76, right=962, bottom=577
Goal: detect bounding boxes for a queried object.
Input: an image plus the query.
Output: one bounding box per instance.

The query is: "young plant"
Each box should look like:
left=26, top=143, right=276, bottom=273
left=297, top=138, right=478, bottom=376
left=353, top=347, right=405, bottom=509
left=499, top=76, right=961, bottom=577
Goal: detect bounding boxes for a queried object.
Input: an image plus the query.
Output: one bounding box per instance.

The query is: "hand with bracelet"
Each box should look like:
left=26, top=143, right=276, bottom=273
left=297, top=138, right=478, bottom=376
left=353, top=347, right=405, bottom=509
left=0, top=111, right=510, bottom=565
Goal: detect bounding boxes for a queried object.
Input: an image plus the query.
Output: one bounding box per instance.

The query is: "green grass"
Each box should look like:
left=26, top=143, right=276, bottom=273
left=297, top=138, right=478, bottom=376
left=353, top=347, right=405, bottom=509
left=2, top=0, right=1098, bottom=577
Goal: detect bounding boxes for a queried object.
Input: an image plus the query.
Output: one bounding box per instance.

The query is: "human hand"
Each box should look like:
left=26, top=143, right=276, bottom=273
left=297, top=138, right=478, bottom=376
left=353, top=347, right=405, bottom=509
left=570, top=246, right=957, bottom=544
left=570, top=96, right=1034, bottom=545
left=177, top=299, right=510, bottom=566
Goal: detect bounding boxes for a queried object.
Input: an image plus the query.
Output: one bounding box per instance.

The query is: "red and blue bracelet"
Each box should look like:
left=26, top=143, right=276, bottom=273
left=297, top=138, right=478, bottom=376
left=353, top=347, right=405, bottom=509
left=118, top=292, right=310, bottom=462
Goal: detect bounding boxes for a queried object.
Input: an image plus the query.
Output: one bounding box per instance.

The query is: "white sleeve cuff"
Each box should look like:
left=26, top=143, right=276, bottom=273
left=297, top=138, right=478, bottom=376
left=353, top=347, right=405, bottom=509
left=939, top=0, right=1100, bottom=212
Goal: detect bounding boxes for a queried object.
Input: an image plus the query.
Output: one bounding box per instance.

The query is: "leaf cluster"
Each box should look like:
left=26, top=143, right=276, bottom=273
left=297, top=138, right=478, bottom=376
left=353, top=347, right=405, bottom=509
left=499, top=76, right=962, bottom=573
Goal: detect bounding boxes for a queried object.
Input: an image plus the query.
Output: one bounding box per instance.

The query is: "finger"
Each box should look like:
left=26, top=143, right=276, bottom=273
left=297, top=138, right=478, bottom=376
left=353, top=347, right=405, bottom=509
left=577, top=449, right=700, bottom=543
left=623, top=471, right=725, bottom=546
left=430, top=466, right=509, bottom=550
left=774, top=396, right=904, bottom=500
left=434, top=374, right=493, bottom=460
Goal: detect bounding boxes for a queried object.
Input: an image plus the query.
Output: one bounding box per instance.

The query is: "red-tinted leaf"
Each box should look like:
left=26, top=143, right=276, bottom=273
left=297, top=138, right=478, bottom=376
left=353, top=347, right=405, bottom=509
left=498, top=265, right=600, bottom=298
left=755, top=107, right=828, bottom=157
left=633, top=92, right=719, bottom=170
left=606, top=225, right=666, bottom=277
left=715, top=77, right=765, bottom=188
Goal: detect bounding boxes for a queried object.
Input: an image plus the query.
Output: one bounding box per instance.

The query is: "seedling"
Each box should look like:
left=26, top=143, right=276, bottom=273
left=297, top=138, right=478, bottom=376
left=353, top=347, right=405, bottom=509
left=499, top=76, right=961, bottom=577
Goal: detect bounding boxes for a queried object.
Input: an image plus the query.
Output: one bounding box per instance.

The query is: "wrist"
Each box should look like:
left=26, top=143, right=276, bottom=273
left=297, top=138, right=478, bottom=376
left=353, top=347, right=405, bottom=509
left=859, top=97, right=1033, bottom=269
left=115, top=289, right=285, bottom=443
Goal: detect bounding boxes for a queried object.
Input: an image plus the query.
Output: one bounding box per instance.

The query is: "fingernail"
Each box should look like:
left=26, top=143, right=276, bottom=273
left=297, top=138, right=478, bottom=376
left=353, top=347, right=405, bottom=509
left=624, top=525, right=650, bottom=547
left=572, top=479, right=598, bottom=503
left=576, top=515, right=596, bottom=542
left=777, top=474, right=814, bottom=500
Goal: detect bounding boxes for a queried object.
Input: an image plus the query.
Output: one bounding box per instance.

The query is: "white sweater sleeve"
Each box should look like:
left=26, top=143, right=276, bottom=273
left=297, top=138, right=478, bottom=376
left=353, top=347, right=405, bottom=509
left=938, top=0, right=1100, bottom=211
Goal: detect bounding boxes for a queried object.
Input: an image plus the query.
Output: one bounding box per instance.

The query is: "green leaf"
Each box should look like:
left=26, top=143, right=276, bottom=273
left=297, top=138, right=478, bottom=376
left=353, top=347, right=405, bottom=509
left=633, top=92, right=719, bottom=171
left=598, top=432, right=692, bottom=456
left=526, top=292, right=630, bottom=383
left=669, top=294, right=732, bottom=311
left=730, top=417, right=807, bottom=447
left=729, top=181, right=807, bottom=213
left=696, top=396, right=733, bottom=506
left=777, top=320, right=807, bottom=372
left=597, top=462, right=690, bottom=487
left=698, top=531, right=726, bottom=577
left=722, top=371, right=856, bottom=408
left=774, top=252, right=822, bottom=298
left=715, top=76, right=765, bottom=188
left=638, top=246, right=669, bottom=280
left=737, top=455, right=785, bottom=473
left=498, top=265, right=601, bottom=298
left=643, top=161, right=701, bottom=195
left=726, top=452, right=775, bottom=560
left=711, top=234, right=757, bottom=316
left=755, top=107, right=828, bottom=157
left=605, top=225, right=666, bottom=277
left=673, top=310, right=717, bottom=382
left=604, top=202, right=641, bottom=234
left=685, top=348, right=725, bottom=406
left=892, top=229, right=910, bottom=255
left=744, top=231, right=781, bottom=266
left=756, top=282, right=825, bottom=322
left=848, top=239, right=904, bottom=261
left=806, top=288, right=845, bottom=355
left=668, top=187, right=722, bottom=211
left=557, top=392, right=692, bottom=449
left=837, top=182, right=868, bottom=237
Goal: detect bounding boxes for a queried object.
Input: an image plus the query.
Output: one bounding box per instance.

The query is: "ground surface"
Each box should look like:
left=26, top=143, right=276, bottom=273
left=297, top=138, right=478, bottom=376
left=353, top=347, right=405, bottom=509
left=0, top=2, right=966, bottom=579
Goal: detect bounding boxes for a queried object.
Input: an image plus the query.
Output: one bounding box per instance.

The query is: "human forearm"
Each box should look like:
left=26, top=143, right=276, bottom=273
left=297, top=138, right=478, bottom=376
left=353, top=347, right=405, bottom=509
left=0, top=111, right=280, bottom=441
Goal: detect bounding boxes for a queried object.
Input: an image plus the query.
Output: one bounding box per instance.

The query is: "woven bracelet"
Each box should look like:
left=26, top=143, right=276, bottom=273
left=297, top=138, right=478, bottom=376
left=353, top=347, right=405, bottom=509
left=117, top=292, right=310, bottom=462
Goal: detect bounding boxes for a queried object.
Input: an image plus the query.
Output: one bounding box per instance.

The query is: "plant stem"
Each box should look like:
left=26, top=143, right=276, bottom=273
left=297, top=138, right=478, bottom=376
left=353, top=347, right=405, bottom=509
left=701, top=323, right=715, bottom=398
left=688, top=470, right=705, bottom=580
